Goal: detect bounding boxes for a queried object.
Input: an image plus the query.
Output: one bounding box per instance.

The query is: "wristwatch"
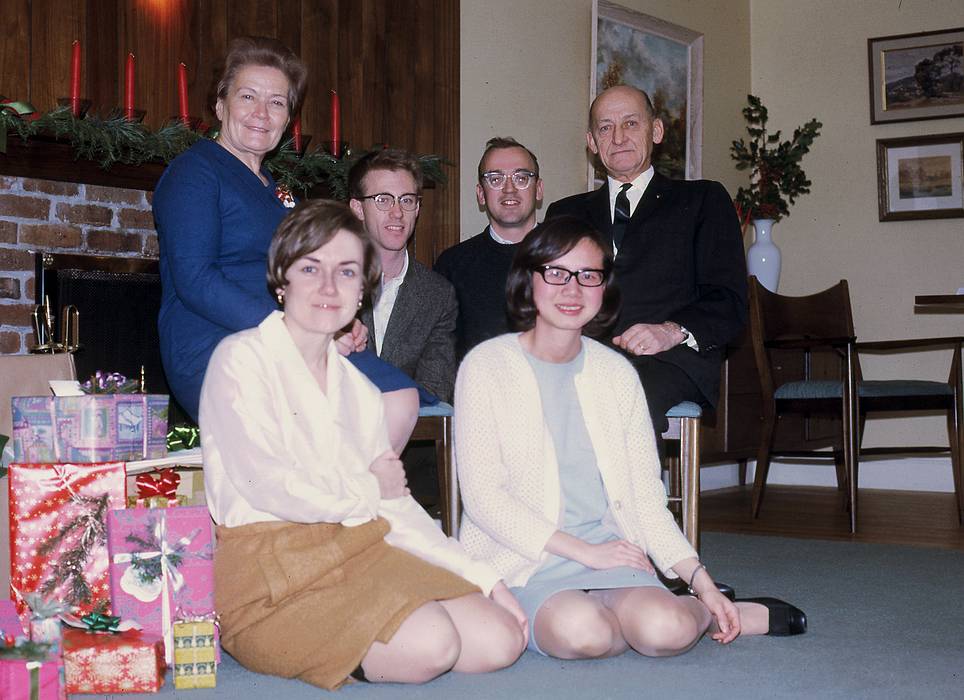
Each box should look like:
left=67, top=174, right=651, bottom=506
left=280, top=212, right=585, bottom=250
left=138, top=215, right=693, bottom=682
left=665, top=321, right=692, bottom=346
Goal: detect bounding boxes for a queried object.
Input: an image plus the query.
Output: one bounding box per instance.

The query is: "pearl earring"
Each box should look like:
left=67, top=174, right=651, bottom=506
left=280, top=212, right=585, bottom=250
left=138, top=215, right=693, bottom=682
left=276, top=290, right=284, bottom=306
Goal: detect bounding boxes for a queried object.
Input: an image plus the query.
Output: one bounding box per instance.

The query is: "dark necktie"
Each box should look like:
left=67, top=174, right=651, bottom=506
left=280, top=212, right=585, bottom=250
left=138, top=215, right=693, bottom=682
left=612, top=183, right=632, bottom=250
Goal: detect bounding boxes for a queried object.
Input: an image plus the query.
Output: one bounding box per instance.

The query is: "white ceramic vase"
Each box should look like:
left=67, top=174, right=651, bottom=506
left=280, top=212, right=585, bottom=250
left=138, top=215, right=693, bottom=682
left=746, top=219, right=781, bottom=292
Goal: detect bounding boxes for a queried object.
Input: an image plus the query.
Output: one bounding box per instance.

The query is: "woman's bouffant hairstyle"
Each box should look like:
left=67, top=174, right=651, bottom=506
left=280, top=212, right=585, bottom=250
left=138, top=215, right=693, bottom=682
left=216, top=36, right=308, bottom=117
left=505, top=216, right=620, bottom=338
left=267, top=200, right=381, bottom=300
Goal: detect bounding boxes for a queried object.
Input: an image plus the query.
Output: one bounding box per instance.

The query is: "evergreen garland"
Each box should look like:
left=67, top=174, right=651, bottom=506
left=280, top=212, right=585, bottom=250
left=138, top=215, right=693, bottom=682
left=0, top=105, right=448, bottom=200
left=38, top=491, right=111, bottom=607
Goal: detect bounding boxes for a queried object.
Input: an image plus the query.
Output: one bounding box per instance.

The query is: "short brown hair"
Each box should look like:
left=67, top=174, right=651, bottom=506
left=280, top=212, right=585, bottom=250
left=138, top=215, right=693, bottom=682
left=477, top=137, right=540, bottom=181
left=216, top=36, right=308, bottom=117
left=348, top=149, right=424, bottom=199
left=267, top=199, right=380, bottom=299
left=506, top=216, right=619, bottom=338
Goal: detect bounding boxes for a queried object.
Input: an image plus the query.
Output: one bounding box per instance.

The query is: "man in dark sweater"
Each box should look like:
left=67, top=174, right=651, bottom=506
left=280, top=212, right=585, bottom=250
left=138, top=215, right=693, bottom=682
left=434, top=137, right=543, bottom=359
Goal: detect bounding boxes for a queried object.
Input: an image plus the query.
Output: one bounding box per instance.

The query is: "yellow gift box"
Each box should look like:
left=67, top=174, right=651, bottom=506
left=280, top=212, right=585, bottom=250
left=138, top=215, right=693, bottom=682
left=172, top=620, right=217, bottom=689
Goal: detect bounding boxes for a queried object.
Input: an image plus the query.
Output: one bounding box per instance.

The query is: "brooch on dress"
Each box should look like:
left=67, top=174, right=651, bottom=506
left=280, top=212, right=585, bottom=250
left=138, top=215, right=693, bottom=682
left=275, top=185, right=296, bottom=208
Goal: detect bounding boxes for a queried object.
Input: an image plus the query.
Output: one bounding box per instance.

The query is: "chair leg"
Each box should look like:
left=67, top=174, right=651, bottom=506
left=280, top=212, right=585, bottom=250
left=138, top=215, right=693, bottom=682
left=737, top=459, right=747, bottom=486
left=679, top=416, right=700, bottom=554
left=751, top=414, right=777, bottom=518
left=433, top=415, right=459, bottom=538
left=842, top=351, right=860, bottom=534
left=949, top=345, right=964, bottom=524
left=832, top=448, right=850, bottom=512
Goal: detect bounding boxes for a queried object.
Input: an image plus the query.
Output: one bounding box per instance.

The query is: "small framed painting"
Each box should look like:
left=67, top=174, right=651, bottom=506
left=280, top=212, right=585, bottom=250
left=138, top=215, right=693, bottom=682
left=876, top=133, right=964, bottom=221
left=868, top=27, right=964, bottom=124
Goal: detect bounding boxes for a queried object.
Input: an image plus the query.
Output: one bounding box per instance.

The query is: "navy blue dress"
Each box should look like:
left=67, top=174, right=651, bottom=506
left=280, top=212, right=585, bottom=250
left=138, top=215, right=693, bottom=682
left=154, top=139, right=415, bottom=420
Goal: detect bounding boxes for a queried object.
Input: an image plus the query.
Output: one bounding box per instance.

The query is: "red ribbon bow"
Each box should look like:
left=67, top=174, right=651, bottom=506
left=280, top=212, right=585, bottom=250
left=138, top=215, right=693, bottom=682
left=135, top=468, right=181, bottom=499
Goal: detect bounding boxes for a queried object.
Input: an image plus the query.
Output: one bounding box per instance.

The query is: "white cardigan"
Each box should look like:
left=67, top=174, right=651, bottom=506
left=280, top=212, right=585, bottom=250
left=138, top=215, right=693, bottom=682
left=200, top=311, right=500, bottom=594
left=455, top=334, right=697, bottom=588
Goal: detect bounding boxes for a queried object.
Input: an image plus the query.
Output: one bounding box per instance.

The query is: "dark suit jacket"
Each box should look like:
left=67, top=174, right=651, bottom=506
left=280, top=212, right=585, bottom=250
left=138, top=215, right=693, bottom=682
left=361, top=259, right=458, bottom=403
left=545, top=172, right=747, bottom=406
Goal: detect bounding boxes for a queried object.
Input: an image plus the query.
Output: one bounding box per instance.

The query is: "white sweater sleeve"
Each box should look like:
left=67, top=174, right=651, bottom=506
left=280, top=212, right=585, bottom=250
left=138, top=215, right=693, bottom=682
left=454, top=349, right=558, bottom=562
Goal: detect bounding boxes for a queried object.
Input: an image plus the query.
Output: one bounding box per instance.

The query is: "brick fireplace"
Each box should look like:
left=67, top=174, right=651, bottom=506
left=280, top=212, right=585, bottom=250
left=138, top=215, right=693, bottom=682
left=0, top=140, right=161, bottom=354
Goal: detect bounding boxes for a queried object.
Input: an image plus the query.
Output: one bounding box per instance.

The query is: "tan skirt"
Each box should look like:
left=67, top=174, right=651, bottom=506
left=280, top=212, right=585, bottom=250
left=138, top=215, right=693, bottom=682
left=214, top=517, right=479, bottom=690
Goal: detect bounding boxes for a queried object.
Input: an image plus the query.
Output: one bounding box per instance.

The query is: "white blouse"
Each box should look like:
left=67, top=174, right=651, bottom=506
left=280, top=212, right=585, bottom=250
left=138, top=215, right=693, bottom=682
left=200, top=311, right=499, bottom=593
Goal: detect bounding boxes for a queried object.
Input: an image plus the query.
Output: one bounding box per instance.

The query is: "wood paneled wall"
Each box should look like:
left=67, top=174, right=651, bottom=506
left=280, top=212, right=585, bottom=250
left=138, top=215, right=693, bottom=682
left=0, top=0, right=460, bottom=263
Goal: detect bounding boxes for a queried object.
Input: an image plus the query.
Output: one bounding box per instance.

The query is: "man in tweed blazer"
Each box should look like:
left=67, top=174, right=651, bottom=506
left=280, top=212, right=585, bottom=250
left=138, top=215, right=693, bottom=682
left=350, top=149, right=457, bottom=403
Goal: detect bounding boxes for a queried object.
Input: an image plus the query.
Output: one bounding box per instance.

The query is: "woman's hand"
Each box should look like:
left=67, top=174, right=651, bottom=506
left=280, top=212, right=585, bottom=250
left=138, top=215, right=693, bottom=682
left=369, top=450, right=409, bottom=499
left=700, top=589, right=741, bottom=644
left=334, top=319, right=369, bottom=356
left=489, top=581, right=529, bottom=646
left=575, top=539, right=655, bottom=574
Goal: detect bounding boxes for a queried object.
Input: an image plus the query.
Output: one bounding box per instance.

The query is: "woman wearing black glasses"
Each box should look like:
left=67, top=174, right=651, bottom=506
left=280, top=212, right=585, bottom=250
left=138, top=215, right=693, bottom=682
left=454, top=215, right=806, bottom=660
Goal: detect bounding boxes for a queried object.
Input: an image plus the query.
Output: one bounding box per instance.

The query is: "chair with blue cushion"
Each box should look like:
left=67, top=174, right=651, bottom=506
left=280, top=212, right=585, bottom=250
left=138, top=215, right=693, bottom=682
left=412, top=402, right=458, bottom=536
left=748, top=277, right=963, bottom=532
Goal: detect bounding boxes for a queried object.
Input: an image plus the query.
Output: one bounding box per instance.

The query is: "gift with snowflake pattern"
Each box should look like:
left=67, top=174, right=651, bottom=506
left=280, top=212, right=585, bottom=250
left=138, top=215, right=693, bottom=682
left=62, top=626, right=164, bottom=694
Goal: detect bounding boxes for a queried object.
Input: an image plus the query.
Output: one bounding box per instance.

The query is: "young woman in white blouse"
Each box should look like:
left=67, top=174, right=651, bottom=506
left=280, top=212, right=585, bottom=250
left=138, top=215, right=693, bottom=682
left=200, top=200, right=526, bottom=689
left=455, top=215, right=806, bottom=659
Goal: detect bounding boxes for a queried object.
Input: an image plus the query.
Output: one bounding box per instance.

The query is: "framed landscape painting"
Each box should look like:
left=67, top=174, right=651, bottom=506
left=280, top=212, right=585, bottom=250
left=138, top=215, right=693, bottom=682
left=591, top=1, right=703, bottom=184
left=868, top=27, right=964, bottom=124
left=876, top=133, right=964, bottom=221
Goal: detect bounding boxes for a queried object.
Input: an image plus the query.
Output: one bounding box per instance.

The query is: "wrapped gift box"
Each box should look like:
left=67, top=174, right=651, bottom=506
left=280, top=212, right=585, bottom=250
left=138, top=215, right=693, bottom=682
left=0, top=600, right=24, bottom=639
left=107, top=506, right=214, bottom=663
left=172, top=620, right=217, bottom=689
left=8, top=462, right=127, bottom=617
left=0, top=640, right=66, bottom=700
left=12, top=395, right=168, bottom=463
left=62, top=627, right=164, bottom=694
left=126, top=468, right=189, bottom=509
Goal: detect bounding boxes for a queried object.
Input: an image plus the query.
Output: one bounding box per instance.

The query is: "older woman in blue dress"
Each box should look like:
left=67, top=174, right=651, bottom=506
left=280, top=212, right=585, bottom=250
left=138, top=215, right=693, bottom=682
left=154, top=36, right=418, bottom=449
left=455, top=216, right=806, bottom=659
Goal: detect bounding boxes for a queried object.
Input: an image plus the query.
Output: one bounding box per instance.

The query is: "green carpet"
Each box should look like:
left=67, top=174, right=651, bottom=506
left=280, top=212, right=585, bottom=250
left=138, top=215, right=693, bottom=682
left=100, top=532, right=964, bottom=699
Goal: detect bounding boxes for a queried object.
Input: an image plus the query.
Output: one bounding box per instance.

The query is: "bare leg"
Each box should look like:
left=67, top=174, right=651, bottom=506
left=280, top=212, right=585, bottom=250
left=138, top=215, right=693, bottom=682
left=437, top=592, right=526, bottom=673
left=532, top=590, right=628, bottom=659
left=383, top=387, right=419, bottom=453
left=358, top=601, right=460, bottom=684
left=595, top=587, right=710, bottom=657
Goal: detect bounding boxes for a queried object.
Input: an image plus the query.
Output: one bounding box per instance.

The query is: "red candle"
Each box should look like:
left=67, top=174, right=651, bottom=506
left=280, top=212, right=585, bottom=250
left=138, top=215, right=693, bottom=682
left=330, top=90, right=341, bottom=157
left=177, top=62, right=190, bottom=125
left=69, top=40, right=81, bottom=116
left=125, top=53, right=135, bottom=119
left=292, top=115, right=303, bottom=152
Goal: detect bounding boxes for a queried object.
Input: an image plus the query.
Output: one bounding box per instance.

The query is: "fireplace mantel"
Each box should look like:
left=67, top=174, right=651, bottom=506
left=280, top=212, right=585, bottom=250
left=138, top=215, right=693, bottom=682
left=0, top=136, right=166, bottom=191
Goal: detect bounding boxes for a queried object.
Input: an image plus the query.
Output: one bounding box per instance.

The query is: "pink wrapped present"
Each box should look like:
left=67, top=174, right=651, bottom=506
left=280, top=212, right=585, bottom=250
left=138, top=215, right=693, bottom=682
left=0, top=640, right=66, bottom=700
left=11, top=394, right=168, bottom=463
left=8, top=462, right=127, bottom=618
left=107, top=506, right=214, bottom=663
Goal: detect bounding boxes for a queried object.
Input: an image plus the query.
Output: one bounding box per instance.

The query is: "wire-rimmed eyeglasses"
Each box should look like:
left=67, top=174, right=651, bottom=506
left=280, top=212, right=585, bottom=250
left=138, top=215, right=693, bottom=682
left=534, top=265, right=607, bottom=287
left=480, top=170, right=537, bottom=190
left=358, top=193, right=421, bottom=212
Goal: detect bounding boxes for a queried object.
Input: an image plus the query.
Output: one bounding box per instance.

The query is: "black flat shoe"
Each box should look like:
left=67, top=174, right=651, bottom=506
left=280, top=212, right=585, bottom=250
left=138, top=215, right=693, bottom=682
left=672, top=580, right=736, bottom=601
left=736, top=597, right=807, bottom=636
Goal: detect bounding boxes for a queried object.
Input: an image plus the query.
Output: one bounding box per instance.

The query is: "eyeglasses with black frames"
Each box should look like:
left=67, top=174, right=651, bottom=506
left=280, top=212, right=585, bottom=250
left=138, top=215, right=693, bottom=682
left=359, top=193, right=421, bottom=212
left=480, top=170, right=538, bottom=190
left=534, top=265, right=607, bottom=287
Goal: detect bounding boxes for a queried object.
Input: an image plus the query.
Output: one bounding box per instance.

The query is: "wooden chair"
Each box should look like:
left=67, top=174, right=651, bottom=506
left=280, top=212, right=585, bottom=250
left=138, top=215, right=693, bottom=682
left=748, top=277, right=963, bottom=532
left=412, top=402, right=459, bottom=537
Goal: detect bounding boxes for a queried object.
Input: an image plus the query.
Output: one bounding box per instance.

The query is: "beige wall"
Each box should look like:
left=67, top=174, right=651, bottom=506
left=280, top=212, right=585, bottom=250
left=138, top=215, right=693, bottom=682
left=751, top=0, right=962, bottom=460
left=460, top=0, right=750, bottom=237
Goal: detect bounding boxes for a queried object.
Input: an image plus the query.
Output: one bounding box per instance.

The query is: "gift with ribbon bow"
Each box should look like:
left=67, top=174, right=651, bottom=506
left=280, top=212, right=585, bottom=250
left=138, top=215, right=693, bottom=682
left=0, top=636, right=66, bottom=700
left=8, top=462, right=127, bottom=619
left=61, top=619, right=164, bottom=694
left=128, top=468, right=187, bottom=508
left=11, top=392, right=169, bottom=463
left=107, top=506, right=214, bottom=664
left=23, top=595, right=68, bottom=653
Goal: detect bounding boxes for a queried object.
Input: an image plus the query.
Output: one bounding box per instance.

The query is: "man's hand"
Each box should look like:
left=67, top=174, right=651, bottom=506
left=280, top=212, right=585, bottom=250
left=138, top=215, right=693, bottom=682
left=369, top=450, right=409, bottom=499
left=613, top=322, right=685, bottom=356
left=335, top=319, right=369, bottom=356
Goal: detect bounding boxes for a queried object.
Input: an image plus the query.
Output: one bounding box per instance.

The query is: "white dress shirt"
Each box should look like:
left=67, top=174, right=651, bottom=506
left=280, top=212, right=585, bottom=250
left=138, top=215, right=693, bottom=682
left=606, top=166, right=655, bottom=224
left=372, top=250, right=409, bottom=355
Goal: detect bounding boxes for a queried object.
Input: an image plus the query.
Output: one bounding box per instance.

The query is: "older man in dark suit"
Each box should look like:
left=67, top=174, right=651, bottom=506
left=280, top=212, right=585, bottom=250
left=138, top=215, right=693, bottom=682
left=546, top=85, right=747, bottom=433
left=349, top=149, right=457, bottom=403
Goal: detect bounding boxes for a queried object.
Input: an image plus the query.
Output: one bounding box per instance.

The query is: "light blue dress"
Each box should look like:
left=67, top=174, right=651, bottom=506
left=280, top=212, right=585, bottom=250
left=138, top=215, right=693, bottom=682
left=511, top=347, right=664, bottom=654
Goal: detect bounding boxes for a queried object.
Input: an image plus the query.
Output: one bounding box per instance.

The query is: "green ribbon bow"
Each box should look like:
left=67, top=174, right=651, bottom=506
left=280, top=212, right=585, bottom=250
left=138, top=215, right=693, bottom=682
left=167, top=425, right=200, bottom=452
left=80, top=612, right=122, bottom=633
